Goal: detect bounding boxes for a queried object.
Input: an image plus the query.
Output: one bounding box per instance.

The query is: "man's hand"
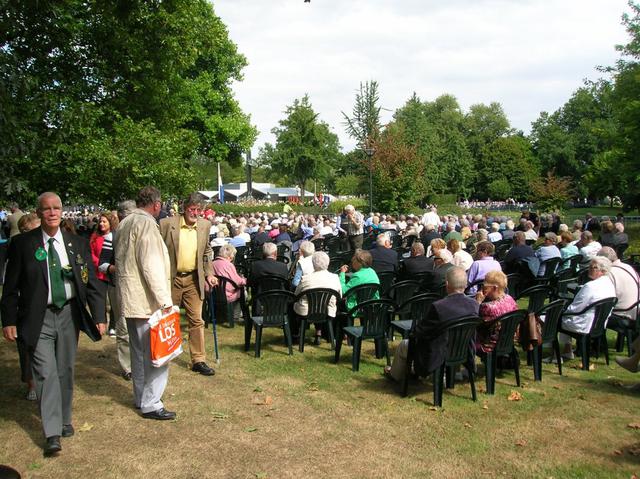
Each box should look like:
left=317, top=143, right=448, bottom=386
left=3, top=326, right=17, bottom=342
left=162, top=306, right=174, bottom=315
left=96, top=323, right=106, bottom=336
left=206, top=275, right=218, bottom=288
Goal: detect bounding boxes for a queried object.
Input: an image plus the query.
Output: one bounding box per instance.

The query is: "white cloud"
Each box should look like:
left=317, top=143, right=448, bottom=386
left=214, top=0, right=629, bottom=153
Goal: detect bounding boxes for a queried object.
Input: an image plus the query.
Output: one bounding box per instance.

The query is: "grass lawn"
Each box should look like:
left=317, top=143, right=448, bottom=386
left=1, top=217, right=640, bottom=478
left=1, top=316, right=640, bottom=478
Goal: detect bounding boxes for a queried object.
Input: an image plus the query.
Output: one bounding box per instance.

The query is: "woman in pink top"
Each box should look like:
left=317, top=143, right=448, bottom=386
left=212, top=244, right=246, bottom=302
left=474, top=270, right=518, bottom=353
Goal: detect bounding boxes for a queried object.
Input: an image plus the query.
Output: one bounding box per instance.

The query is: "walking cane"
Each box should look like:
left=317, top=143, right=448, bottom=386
left=208, top=291, right=220, bottom=364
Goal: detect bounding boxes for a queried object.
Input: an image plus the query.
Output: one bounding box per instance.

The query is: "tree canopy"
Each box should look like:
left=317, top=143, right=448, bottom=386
left=1, top=0, right=256, bottom=205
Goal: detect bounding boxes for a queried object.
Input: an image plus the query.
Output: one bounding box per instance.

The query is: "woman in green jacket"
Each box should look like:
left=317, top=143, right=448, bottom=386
left=339, top=249, right=380, bottom=311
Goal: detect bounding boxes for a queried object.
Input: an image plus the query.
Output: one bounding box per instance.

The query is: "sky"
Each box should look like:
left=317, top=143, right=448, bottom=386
left=214, top=0, right=630, bottom=155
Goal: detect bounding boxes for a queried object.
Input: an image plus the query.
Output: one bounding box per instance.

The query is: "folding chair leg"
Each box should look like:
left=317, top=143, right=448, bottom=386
left=401, top=341, right=412, bottom=397
left=433, top=365, right=445, bottom=407
left=228, top=304, right=235, bottom=328
left=532, top=345, right=541, bottom=381
left=334, top=336, right=342, bottom=364
left=513, top=349, right=521, bottom=387
left=445, top=366, right=455, bottom=389
left=553, top=340, right=562, bottom=375
left=352, top=338, right=361, bottom=372
left=615, top=332, right=624, bottom=352
left=603, top=336, right=610, bottom=365
left=299, top=319, right=307, bottom=353
left=580, top=337, right=589, bottom=371
left=255, top=325, right=263, bottom=358
left=467, top=362, right=477, bottom=402
left=327, top=321, right=335, bottom=351
left=384, top=337, right=390, bottom=367
left=244, top=320, right=252, bottom=352
left=284, top=323, right=293, bottom=356
left=485, top=352, right=496, bottom=395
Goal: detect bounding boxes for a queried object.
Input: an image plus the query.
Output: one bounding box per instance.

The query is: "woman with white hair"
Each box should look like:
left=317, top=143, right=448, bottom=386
left=487, top=222, right=502, bottom=243
left=292, top=240, right=315, bottom=287
left=293, top=252, right=342, bottom=344
left=557, top=256, right=616, bottom=359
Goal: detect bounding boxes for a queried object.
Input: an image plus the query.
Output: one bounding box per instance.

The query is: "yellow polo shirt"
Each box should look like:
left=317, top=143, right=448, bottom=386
left=177, top=217, right=198, bottom=273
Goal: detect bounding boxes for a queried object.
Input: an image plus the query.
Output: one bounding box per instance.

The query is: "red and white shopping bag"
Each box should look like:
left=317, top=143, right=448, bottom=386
left=149, top=306, right=183, bottom=367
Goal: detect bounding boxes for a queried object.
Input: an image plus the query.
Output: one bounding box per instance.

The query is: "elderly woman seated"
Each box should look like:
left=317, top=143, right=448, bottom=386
left=339, top=249, right=380, bottom=312
left=557, top=256, right=616, bottom=359
left=212, top=244, right=247, bottom=321
left=292, top=240, right=315, bottom=287
left=293, top=252, right=342, bottom=343
left=474, top=270, right=518, bottom=353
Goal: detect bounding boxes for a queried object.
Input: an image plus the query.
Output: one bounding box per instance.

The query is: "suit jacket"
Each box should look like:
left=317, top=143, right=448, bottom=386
left=160, top=216, right=213, bottom=300
left=249, top=258, right=289, bottom=286
left=400, top=255, right=433, bottom=279
left=0, top=227, right=105, bottom=348
left=413, top=293, right=479, bottom=376
left=370, top=246, right=398, bottom=274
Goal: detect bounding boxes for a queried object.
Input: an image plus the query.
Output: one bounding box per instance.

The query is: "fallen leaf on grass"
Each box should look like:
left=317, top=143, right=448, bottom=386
left=210, top=411, right=229, bottom=420
left=244, top=427, right=258, bottom=433
left=306, top=382, right=319, bottom=391
left=463, top=422, right=472, bottom=428
left=429, top=406, right=438, bottom=411
left=482, top=403, right=489, bottom=410
left=507, top=391, right=523, bottom=401
left=552, top=385, right=562, bottom=390
left=613, top=449, right=623, bottom=456
left=252, top=396, right=273, bottom=406
left=78, top=422, right=94, bottom=432
left=627, top=423, right=640, bottom=429
left=515, top=439, right=527, bottom=447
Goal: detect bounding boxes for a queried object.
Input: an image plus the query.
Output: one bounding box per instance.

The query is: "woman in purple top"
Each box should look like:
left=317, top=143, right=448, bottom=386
left=474, top=270, right=518, bottom=353
left=467, top=241, right=502, bottom=294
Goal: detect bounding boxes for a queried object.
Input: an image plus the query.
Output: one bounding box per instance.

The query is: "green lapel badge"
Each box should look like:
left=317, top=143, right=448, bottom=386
left=35, top=247, right=47, bottom=261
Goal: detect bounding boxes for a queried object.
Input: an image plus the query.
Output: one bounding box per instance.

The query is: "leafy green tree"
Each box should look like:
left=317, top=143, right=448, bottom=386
left=0, top=0, right=256, bottom=204
left=260, top=95, right=341, bottom=196
left=371, top=123, right=426, bottom=212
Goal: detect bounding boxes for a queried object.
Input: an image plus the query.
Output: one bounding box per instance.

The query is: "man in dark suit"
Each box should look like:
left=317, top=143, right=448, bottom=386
left=386, top=266, right=478, bottom=381
left=370, top=232, right=398, bottom=274
left=248, top=242, right=289, bottom=285
left=504, top=231, right=535, bottom=274
left=159, top=193, right=217, bottom=377
left=1, top=192, right=105, bottom=456
left=400, top=242, right=432, bottom=279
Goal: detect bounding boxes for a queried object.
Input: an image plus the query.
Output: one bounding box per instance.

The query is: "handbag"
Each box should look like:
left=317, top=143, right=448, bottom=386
left=518, top=312, right=543, bottom=351
left=148, top=306, right=183, bottom=367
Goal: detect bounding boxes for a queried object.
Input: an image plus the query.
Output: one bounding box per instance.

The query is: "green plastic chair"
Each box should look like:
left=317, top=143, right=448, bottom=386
left=481, top=309, right=528, bottom=395
left=248, top=290, right=295, bottom=358
left=559, top=297, right=618, bottom=370
left=531, top=299, right=566, bottom=381
left=334, top=299, right=395, bottom=372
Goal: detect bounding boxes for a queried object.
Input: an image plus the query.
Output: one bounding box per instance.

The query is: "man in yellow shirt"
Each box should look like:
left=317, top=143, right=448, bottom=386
left=160, top=193, right=217, bottom=376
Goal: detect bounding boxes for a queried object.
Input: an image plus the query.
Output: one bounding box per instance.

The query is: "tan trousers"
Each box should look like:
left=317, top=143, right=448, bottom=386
left=108, top=284, right=131, bottom=374
left=172, top=273, right=205, bottom=365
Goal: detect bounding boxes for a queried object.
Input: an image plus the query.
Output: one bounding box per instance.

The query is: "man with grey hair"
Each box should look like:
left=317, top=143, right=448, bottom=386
left=292, top=240, right=315, bottom=287
left=370, top=232, right=398, bottom=274
left=249, top=241, right=288, bottom=285
left=336, top=204, right=364, bottom=250
left=535, top=232, right=561, bottom=276
left=115, top=186, right=176, bottom=420
left=557, top=257, right=616, bottom=359
left=386, top=266, right=479, bottom=381
left=400, top=241, right=431, bottom=278
left=579, top=230, right=601, bottom=260
left=598, top=247, right=639, bottom=324
left=2, top=192, right=106, bottom=455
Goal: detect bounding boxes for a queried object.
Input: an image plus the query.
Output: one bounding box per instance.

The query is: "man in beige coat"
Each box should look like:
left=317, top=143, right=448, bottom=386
left=114, top=186, right=176, bottom=420
left=160, top=193, right=217, bottom=376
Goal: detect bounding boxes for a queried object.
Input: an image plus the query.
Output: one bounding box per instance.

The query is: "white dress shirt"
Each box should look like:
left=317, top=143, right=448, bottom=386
left=561, top=275, right=616, bottom=333
left=42, top=228, right=75, bottom=305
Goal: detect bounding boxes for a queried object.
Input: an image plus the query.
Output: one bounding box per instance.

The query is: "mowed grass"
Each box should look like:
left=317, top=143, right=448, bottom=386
left=1, top=215, right=640, bottom=479
left=1, top=320, right=640, bottom=479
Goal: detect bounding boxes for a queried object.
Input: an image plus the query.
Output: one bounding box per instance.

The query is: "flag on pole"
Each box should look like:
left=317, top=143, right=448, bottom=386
left=217, top=162, right=224, bottom=204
